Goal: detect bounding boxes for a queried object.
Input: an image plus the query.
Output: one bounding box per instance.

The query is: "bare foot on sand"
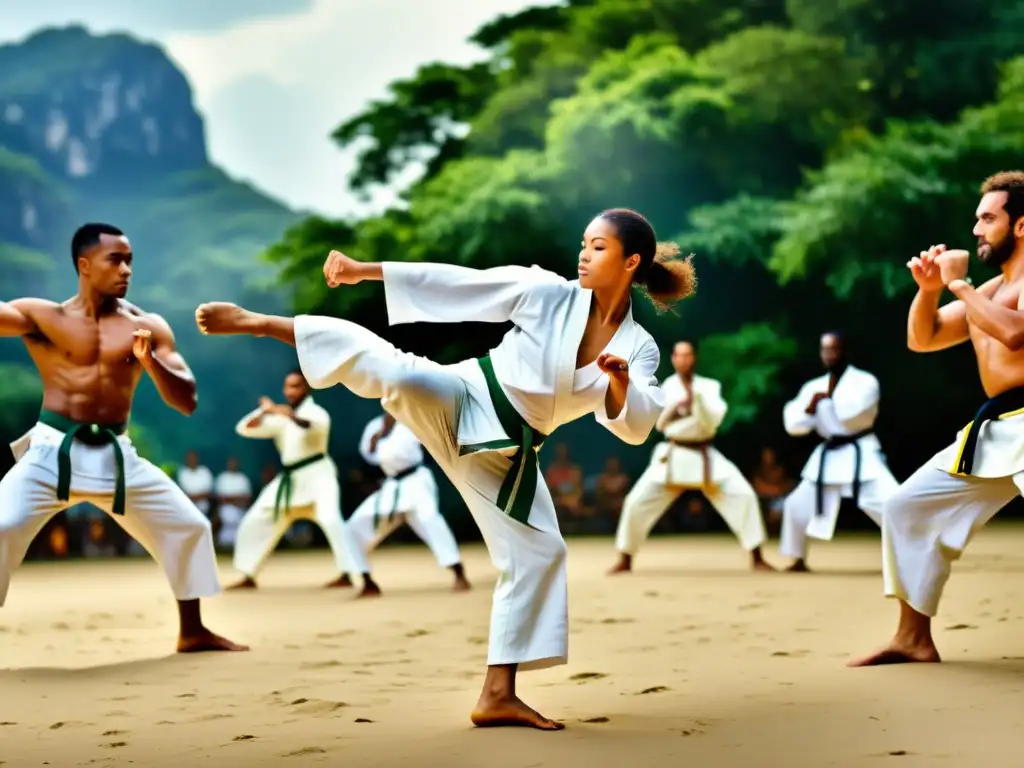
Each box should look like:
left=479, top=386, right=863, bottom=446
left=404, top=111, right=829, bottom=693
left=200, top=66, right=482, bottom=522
left=753, top=560, right=777, bottom=572
left=471, top=694, right=564, bottom=730
left=453, top=575, right=472, bottom=592
left=607, top=554, right=632, bottom=575
left=227, top=577, right=257, bottom=590
left=786, top=559, right=810, bottom=572
left=357, top=578, right=382, bottom=599
left=847, top=640, right=941, bottom=667
left=324, top=574, right=353, bottom=589
left=195, top=302, right=261, bottom=336
left=177, top=631, right=250, bottom=653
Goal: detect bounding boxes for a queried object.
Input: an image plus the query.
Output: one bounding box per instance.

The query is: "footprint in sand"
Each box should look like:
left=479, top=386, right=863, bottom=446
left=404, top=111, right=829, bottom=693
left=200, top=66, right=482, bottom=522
left=570, top=672, right=608, bottom=682
left=354, top=718, right=374, bottom=723
left=945, top=623, right=976, bottom=631
left=580, top=716, right=609, bottom=723
left=300, top=660, right=344, bottom=670
left=102, top=730, right=127, bottom=736
left=771, top=650, right=810, bottom=658
left=0, top=722, right=16, bottom=726
left=405, top=629, right=430, bottom=638
left=233, top=734, right=256, bottom=742
left=289, top=699, right=349, bottom=716
left=315, top=630, right=356, bottom=639
left=636, top=686, right=670, bottom=695
left=50, top=721, right=92, bottom=730
left=102, top=742, right=127, bottom=748
left=467, top=636, right=487, bottom=645
left=51, top=622, right=71, bottom=631
left=283, top=747, right=328, bottom=757
left=599, top=618, right=634, bottom=625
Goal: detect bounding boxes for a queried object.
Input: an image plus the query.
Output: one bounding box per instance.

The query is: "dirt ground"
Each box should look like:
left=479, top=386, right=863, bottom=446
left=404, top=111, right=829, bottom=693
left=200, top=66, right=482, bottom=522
left=3, top=526, right=1024, bottom=767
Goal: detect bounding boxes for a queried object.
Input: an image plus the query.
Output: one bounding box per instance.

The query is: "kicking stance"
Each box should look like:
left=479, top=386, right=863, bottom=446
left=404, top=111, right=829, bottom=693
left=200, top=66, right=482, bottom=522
left=853, top=171, right=1024, bottom=665
left=229, top=369, right=376, bottom=595
left=349, top=409, right=471, bottom=592
left=196, top=208, right=694, bottom=729
left=780, top=332, right=897, bottom=571
left=0, top=223, right=245, bottom=652
left=610, top=339, right=773, bottom=572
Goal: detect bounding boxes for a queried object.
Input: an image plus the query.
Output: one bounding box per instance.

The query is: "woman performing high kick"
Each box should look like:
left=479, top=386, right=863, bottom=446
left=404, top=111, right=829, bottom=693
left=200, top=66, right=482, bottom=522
left=195, top=208, right=695, bottom=730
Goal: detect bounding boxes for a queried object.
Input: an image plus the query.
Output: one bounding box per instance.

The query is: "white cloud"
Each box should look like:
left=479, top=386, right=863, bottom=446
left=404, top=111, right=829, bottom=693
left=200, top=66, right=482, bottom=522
left=163, top=0, right=539, bottom=216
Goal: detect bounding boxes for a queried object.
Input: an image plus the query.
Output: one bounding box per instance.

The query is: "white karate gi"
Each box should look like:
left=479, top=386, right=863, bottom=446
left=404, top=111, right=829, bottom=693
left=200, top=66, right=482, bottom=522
left=348, top=414, right=462, bottom=569
left=881, top=387, right=1024, bottom=616
left=294, top=261, right=665, bottom=670
left=214, top=470, right=252, bottom=547
left=177, top=464, right=214, bottom=515
left=0, top=417, right=220, bottom=607
left=616, top=373, right=766, bottom=555
left=231, top=396, right=368, bottom=578
left=779, top=365, right=897, bottom=559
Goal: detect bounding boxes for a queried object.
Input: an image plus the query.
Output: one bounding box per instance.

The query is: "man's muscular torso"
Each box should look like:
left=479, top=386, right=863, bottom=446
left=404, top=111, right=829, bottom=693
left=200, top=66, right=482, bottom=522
left=970, top=276, right=1024, bottom=397
left=13, top=297, right=160, bottom=424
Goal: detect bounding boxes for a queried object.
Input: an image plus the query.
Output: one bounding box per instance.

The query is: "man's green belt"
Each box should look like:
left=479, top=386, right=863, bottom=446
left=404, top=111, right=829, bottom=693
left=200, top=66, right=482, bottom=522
left=39, top=410, right=128, bottom=516
left=475, top=355, right=548, bottom=525
left=273, top=453, right=327, bottom=519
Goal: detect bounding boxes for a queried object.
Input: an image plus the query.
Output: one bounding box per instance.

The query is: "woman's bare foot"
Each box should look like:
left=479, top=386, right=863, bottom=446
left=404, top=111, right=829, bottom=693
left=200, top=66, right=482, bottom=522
left=195, top=302, right=262, bottom=335
left=753, top=559, right=777, bottom=572
left=227, top=576, right=257, bottom=590
left=471, top=693, right=565, bottom=730
left=786, top=559, right=810, bottom=572
left=177, top=630, right=250, bottom=653
left=324, top=574, right=354, bottom=589
left=453, top=575, right=472, bottom=592
left=847, top=639, right=941, bottom=667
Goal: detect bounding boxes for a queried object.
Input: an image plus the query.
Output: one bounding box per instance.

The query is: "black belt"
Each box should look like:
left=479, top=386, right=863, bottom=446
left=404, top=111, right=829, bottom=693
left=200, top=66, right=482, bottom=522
left=39, top=410, right=129, bottom=515
left=815, top=428, right=873, bottom=516
left=374, top=464, right=422, bottom=525
left=273, top=453, right=327, bottom=519
left=954, top=385, right=1024, bottom=475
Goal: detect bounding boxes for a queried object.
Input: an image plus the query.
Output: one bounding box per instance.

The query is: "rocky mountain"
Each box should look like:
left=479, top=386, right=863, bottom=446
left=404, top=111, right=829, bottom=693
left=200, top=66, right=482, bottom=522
left=0, top=25, right=304, bottom=472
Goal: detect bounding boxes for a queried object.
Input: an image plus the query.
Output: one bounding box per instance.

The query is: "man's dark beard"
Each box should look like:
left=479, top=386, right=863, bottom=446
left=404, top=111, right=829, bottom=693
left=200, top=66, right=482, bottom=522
left=980, top=232, right=1016, bottom=267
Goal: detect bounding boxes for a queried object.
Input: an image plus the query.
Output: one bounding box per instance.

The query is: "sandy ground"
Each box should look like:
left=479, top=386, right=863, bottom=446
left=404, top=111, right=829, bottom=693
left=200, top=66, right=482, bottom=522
left=3, top=527, right=1024, bottom=768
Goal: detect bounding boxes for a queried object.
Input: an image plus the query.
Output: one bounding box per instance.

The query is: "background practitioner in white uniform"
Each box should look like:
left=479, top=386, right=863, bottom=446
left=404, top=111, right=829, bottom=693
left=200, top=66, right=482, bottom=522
left=610, top=340, right=774, bottom=572
left=228, top=369, right=377, bottom=596
left=348, top=410, right=471, bottom=592
left=780, top=332, right=897, bottom=571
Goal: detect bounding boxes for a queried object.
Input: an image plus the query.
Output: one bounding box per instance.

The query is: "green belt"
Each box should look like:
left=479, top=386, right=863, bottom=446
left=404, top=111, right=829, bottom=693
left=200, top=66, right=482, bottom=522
left=273, top=453, right=327, bottom=519
left=374, top=463, right=421, bottom=528
left=475, top=355, right=547, bottom=525
left=38, top=410, right=129, bottom=516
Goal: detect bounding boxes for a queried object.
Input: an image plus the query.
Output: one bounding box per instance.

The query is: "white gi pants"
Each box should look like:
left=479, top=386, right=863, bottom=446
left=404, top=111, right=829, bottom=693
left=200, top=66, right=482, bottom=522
left=779, top=473, right=897, bottom=559
left=615, top=454, right=766, bottom=555
left=231, top=465, right=369, bottom=578
left=348, top=467, right=462, bottom=569
left=880, top=455, right=1022, bottom=616
left=0, top=424, right=220, bottom=607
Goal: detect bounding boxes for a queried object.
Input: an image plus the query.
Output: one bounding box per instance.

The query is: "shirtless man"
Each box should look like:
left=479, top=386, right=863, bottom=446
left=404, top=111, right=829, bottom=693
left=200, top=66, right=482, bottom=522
left=0, top=222, right=246, bottom=653
left=852, top=171, right=1024, bottom=666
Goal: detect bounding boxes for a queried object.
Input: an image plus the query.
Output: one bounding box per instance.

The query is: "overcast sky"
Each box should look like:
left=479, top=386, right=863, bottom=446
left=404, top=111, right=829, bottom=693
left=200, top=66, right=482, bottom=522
left=0, top=0, right=539, bottom=216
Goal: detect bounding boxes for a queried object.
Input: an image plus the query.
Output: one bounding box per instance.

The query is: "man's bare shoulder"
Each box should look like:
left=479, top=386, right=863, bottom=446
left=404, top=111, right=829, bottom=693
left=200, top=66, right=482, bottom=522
left=10, top=297, right=62, bottom=315
left=119, top=301, right=175, bottom=335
